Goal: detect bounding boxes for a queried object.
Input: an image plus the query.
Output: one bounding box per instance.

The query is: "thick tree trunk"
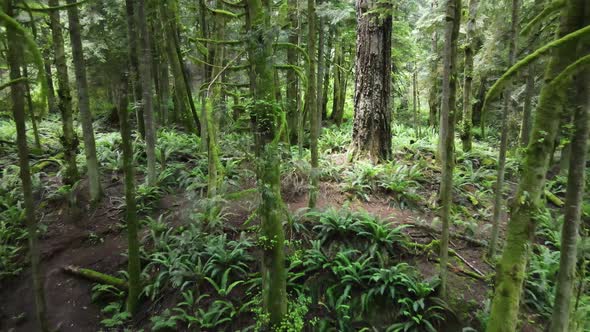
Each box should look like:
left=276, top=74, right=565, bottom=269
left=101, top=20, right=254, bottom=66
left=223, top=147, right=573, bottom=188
left=66, top=0, right=102, bottom=202
left=437, top=0, right=461, bottom=299
left=4, top=2, right=49, bottom=329
left=124, top=0, right=145, bottom=137
left=488, top=0, right=520, bottom=259
left=550, top=7, right=589, bottom=330
left=486, top=0, right=586, bottom=330
left=308, top=0, right=319, bottom=208
left=136, top=0, right=157, bottom=186
left=49, top=0, right=80, bottom=185
left=286, top=0, right=299, bottom=144
left=246, top=0, right=287, bottom=325
left=460, top=0, right=479, bottom=152
left=351, top=0, right=392, bottom=162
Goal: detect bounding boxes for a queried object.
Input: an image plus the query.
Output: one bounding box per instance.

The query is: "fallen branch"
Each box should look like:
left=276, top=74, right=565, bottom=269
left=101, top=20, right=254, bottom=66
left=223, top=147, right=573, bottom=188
left=63, top=265, right=127, bottom=290
left=450, top=249, right=486, bottom=277
left=544, top=189, right=564, bottom=207
left=406, top=222, right=488, bottom=247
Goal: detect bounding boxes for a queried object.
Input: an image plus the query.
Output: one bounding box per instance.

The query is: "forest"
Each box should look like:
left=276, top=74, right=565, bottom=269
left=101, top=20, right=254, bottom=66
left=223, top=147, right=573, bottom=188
left=0, top=0, right=589, bottom=331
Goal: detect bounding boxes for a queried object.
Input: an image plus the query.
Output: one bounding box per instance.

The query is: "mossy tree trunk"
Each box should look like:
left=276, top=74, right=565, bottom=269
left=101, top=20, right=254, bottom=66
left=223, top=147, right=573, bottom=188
left=486, top=1, right=586, bottom=330
left=437, top=0, right=461, bottom=299
left=4, top=2, right=49, bottom=329
left=321, top=28, right=333, bottom=121
left=124, top=0, right=145, bottom=138
left=245, top=0, right=287, bottom=325
left=116, top=75, right=141, bottom=314
left=488, top=0, right=520, bottom=259
left=49, top=0, right=80, bottom=185
left=330, top=28, right=345, bottom=126
left=519, top=64, right=535, bottom=147
left=66, top=0, right=102, bottom=202
left=22, top=65, right=42, bottom=151
left=136, top=0, right=157, bottom=186
left=351, top=0, right=393, bottom=163
left=428, top=0, right=440, bottom=128
left=549, top=6, right=589, bottom=330
left=286, top=0, right=299, bottom=144
left=308, top=0, right=319, bottom=208
left=43, top=52, right=58, bottom=114
left=460, top=0, right=479, bottom=152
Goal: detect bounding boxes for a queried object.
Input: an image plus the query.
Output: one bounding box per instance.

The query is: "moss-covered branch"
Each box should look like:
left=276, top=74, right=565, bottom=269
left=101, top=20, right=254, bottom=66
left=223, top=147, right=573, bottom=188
left=63, top=265, right=128, bottom=290
left=0, top=77, right=30, bottom=91
left=521, top=0, right=564, bottom=36
left=15, top=0, right=89, bottom=12
left=483, top=24, right=590, bottom=112
left=190, top=37, right=244, bottom=45
left=273, top=42, right=310, bottom=63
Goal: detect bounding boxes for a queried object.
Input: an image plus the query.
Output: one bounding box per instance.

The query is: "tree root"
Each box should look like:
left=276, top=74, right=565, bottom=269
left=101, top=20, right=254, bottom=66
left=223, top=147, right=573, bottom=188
left=63, top=265, right=127, bottom=290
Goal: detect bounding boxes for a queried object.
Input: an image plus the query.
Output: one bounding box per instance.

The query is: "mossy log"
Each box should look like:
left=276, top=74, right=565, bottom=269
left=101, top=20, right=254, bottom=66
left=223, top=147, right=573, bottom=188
left=63, top=265, right=128, bottom=290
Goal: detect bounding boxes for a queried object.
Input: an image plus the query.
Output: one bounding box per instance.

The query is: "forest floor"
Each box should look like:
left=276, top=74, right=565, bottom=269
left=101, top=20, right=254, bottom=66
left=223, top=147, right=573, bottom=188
left=0, top=120, right=563, bottom=331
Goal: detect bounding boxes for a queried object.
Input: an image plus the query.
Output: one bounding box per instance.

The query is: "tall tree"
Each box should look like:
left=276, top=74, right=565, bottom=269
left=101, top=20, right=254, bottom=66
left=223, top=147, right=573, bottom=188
left=66, top=0, right=102, bottom=202
left=437, top=0, right=461, bottom=299
left=330, top=27, right=346, bottom=126
left=428, top=0, right=439, bottom=127
left=136, top=0, right=157, bottom=186
left=308, top=0, right=319, bottom=208
left=245, top=0, right=287, bottom=324
left=3, top=1, right=49, bottom=329
left=351, top=0, right=392, bottom=162
left=460, top=0, right=479, bottom=152
left=286, top=0, right=299, bottom=144
left=488, top=0, right=520, bottom=258
left=486, top=0, right=587, bottom=329
left=22, top=65, right=42, bottom=151
left=519, top=64, right=535, bottom=146
left=550, top=6, right=589, bottom=330
left=49, top=0, right=80, bottom=185
left=124, top=0, right=145, bottom=137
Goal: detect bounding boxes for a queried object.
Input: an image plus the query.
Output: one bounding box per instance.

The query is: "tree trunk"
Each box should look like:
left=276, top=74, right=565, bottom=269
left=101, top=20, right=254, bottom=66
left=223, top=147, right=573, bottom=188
left=519, top=64, right=535, bottom=146
left=308, top=0, right=319, bottom=208
left=437, top=0, right=461, bottom=299
left=43, top=53, right=58, bottom=114
left=199, top=0, right=209, bottom=151
left=124, top=0, right=145, bottom=138
left=488, top=0, right=520, bottom=259
left=321, top=28, right=333, bottom=121
left=413, top=68, right=421, bottom=137
left=549, top=6, right=589, bottom=331
left=246, top=0, right=287, bottom=324
left=22, top=65, right=42, bottom=150
left=136, top=0, right=157, bottom=186
left=4, top=2, right=49, bottom=329
left=486, top=0, right=586, bottom=330
left=286, top=0, right=299, bottom=144
left=66, top=0, right=102, bottom=202
left=330, top=29, right=345, bottom=125
left=351, top=0, right=392, bottom=162
left=317, top=12, right=325, bottom=124
left=428, top=0, right=440, bottom=128
left=115, top=74, right=141, bottom=314
left=460, top=0, right=479, bottom=152
left=49, top=0, right=80, bottom=185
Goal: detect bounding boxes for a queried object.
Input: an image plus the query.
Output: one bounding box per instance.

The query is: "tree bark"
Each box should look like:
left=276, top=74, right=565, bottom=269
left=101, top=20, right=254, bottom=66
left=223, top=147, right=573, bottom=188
left=124, top=0, right=145, bottom=138
left=321, top=28, right=333, bottom=121
left=22, top=65, right=42, bottom=150
left=286, top=0, right=299, bottom=144
left=486, top=0, right=586, bottom=330
left=246, top=0, right=287, bottom=324
left=4, top=1, right=49, bottom=329
left=519, top=64, right=535, bottom=146
left=460, top=0, right=479, bottom=152
left=488, top=0, right=520, bottom=259
left=351, top=0, right=393, bottom=162
left=549, top=5, right=589, bottom=330
left=49, top=0, right=80, bottom=185
left=66, top=0, right=102, bottom=202
left=308, top=0, right=319, bottom=208
left=330, top=28, right=345, bottom=125
left=428, top=0, right=440, bottom=128
left=437, top=0, right=461, bottom=299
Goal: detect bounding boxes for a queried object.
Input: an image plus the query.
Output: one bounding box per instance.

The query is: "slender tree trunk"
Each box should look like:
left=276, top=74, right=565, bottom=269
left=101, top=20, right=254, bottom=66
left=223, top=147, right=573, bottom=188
left=49, top=0, right=80, bottom=185
left=286, top=0, right=299, bottom=144
left=22, top=65, right=42, bottom=150
left=317, top=12, right=325, bottom=123
left=66, top=0, right=102, bottom=202
left=520, top=64, right=535, bottom=147
left=199, top=0, right=209, bottom=151
left=116, top=75, right=141, bottom=314
left=549, top=7, right=589, bottom=330
left=460, top=0, right=479, bottom=152
left=488, top=0, right=520, bottom=259
left=486, top=0, right=586, bottom=330
left=124, top=0, right=145, bottom=138
left=43, top=54, right=58, bottom=114
left=322, top=29, right=333, bottom=120
left=245, top=0, right=287, bottom=324
left=4, top=2, right=49, bottom=329
left=428, top=0, right=440, bottom=128
left=136, top=0, right=157, bottom=186
left=413, top=68, right=420, bottom=137
left=330, top=29, right=344, bottom=125
left=351, top=0, right=392, bottom=162
left=308, top=0, right=319, bottom=208
left=437, top=0, right=461, bottom=299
